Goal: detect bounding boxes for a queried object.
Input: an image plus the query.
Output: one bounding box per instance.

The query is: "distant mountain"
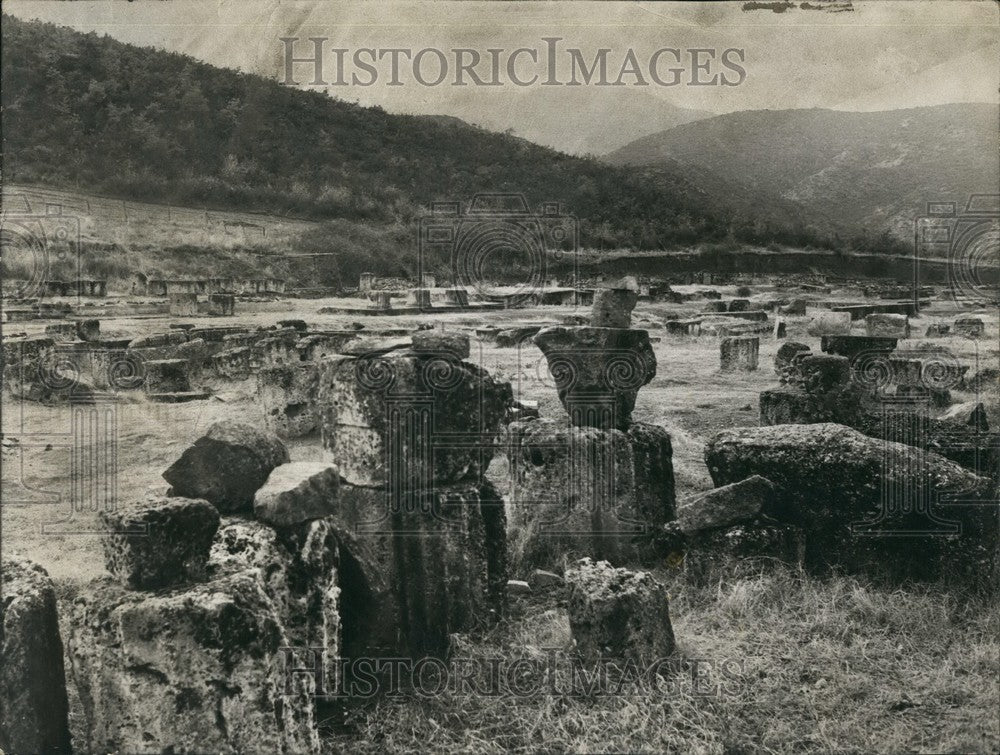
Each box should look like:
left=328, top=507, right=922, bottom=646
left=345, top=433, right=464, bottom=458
left=434, top=87, right=713, bottom=156
left=606, top=104, right=999, bottom=239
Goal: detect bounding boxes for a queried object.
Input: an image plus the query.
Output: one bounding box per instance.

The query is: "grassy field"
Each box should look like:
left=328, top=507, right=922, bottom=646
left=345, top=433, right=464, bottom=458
left=2, top=288, right=997, bottom=752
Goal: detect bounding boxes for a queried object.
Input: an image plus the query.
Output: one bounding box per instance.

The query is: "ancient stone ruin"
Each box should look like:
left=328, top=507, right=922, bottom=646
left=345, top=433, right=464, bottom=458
left=506, top=291, right=675, bottom=574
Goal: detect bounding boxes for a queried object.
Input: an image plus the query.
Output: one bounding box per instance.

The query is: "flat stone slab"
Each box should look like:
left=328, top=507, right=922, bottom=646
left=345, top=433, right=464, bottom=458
left=147, top=391, right=212, bottom=403
left=675, top=475, right=776, bottom=534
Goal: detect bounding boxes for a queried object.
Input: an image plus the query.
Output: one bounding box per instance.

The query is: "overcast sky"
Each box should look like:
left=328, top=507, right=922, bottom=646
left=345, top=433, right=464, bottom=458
left=8, top=0, right=998, bottom=118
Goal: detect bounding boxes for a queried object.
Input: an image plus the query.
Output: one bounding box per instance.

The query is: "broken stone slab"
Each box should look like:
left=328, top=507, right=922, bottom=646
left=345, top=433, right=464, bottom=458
left=675, top=475, right=777, bottom=534
left=720, top=336, right=759, bottom=372
left=505, top=419, right=675, bottom=574
left=681, top=523, right=807, bottom=584
left=257, top=363, right=321, bottom=439
left=143, top=358, right=191, bottom=394
left=866, top=313, right=910, bottom=338
left=163, top=421, right=290, bottom=513
left=533, top=326, right=656, bottom=430
left=705, top=423, right=998, bottom=585
left=411, top=330, right=471, bottom=359
left=324, top=479, right=508, bottom=659
left=67, top=572, right=320, bottom=755
left=147, top=391, right=212, bottom=403
left=99, top=497, right=220, bottom=589
left=807, top=311, right=851, bottom=336
left=820, top=334, right=897, bottom=360
left=253, top=462, right=341, bottom=527
left=0, top=558, right=72, bottom=755
left=565, top=558, right=675, bottom=665
left=591, top=288, right=638, bottom=328
left=925, top=323, right=951, bottom=337
left=319, top=353, right=511, bottom=487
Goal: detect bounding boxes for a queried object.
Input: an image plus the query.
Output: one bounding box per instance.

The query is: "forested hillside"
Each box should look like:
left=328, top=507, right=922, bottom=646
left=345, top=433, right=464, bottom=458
left=2, top=15, right=845, bottom=256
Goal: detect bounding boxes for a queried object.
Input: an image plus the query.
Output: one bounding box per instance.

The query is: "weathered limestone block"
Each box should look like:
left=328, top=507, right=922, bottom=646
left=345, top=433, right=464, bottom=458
left=67, top=572, right=319, bottom=755
left=325, top=480, right=508, bottom=659
left=926, top=323, right=951, bottom=337
left=44, top=322, right=78, bottom=341
left=675, top=475, right=777, bottom=534
left=143, top=358, right=191, bottom=394
left=821, top=335, right=897, bottom=360
left=319, top=353, right=511, bottom=487
left=296, top=333, right=355, bottom=361
left=779, top=299, right=806, bottom=316
left=799, top=354, right=851, bottom=393
left=257, top=363, right=321, bottom=438
left=0, top=558, right=72, bottom=755
left=99, top=497, right=220, bottom=589
left=533, top=326, right=656, bottom=430
left=505, top=418, right=675, bottom=573
left=705, top=423, right=998, bottom=584
left=728, top=298, right=750, bottom=312
left=681, top=523, right=806, bottom=583
left=866, top=313, right=909, bottom=338
left=565, top=558, right=675, bottom=664
left=407, top=288, right=431, bottom=308
left=444, top=288, right=470, bottom=306
left=807, top=311, right=851, bottom=336
left=720, top=336, right=759, bottom=372
left=254, top=462, right=341, bottom=527
left=163, top=421, right=290, bottom=512
left=168, top=292, right=199, bottom=317
left=411, top=330, right=471, bottom=359
left=591, top=288, right=638, bottom=328
left=774, top=341, right=811, bottom=384
left=206, top=293, right=235, bottom=316
left=954, top=317, right=984, bottom=337
left=74, top=319, right=101, bottom=341
left=212, top=346, right=260, bottom=379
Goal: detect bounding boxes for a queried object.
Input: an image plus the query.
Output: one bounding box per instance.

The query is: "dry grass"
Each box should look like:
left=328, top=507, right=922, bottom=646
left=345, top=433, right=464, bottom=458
left=328, top=565, right=1000, bottom=754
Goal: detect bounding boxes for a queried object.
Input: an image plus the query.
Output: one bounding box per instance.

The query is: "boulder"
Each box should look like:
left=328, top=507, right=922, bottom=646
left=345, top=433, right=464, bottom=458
left=675, top=475, right=777, bottom=533
left=565, top=558, right=675, bottom=665
left=533, top=326, right=656, bottom=430
left=99, top=497, right=220, bottom=589
left=505, top=419, right=675, bottom=573
left=0, top=558, right=72, bottom=755
left=254, top=462, right=341, bottom=527
left=319, top=353, right=511, bottom=488
left=591, top=288, right=638, bottom=328
left=163, top=421, right=290, bottom=512
left=67, top=572, right=320, bottom=754
left=705, top=423, right=998, bottom=584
